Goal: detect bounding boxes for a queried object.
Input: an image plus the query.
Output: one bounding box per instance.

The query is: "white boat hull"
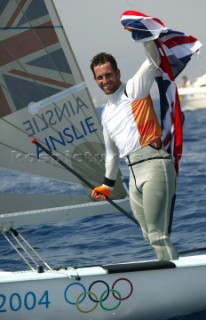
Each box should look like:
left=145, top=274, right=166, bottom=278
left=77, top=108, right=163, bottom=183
left=1, top=255, right=206, bottom=320
left=178, top=81, right=206, bottom=111
left=180, top=95, right=206, bottom=111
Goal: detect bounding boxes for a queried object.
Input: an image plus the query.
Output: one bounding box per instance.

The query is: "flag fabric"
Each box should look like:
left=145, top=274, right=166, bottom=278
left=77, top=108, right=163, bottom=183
left=121, top=10, right=203, bottom=174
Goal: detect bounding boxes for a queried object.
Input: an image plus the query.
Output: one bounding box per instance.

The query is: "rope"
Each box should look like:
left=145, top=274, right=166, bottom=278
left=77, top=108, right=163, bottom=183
left=17, top=232, right=52, bottom=270
left=2, top=229, right=80, bottom=278
left=2, top=229, right=52, bottom=271
left=10, top=231, right=39, bottom=268
left=2, top=232, right=35, bottom=271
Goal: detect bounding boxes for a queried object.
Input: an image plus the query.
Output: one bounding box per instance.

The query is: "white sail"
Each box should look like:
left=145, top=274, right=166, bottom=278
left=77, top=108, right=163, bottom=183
left=0, top=0, right=128, bottom=229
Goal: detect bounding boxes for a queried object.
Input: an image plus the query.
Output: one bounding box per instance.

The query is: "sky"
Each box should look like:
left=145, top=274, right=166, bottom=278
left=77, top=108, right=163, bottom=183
left=54, top=0, right=206, bottom=106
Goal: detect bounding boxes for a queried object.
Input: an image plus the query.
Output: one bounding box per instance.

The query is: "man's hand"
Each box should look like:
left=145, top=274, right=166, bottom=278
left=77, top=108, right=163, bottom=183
left=92, top=185, right=112, bottom=201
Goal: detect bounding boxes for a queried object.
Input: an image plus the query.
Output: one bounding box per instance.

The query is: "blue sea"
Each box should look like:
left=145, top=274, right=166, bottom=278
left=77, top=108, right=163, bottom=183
left=0, top=109, right=206, bottom=319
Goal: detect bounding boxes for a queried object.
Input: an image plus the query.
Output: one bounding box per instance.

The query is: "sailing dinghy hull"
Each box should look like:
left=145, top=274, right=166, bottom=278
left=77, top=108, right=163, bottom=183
left=1, top=254, right=206, bottom=320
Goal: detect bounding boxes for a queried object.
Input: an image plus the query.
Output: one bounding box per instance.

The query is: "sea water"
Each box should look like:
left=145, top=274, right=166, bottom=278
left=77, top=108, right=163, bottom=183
left=0, top=109, right=206, bottom=319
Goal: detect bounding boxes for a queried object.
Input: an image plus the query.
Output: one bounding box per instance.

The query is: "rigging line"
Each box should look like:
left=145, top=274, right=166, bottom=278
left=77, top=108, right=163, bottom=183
left=10, top=230, right=39, bottom=268
left=31, top=138, right=140, bottom=227
left=1, top=231, right=35, bottom=271
left=17, top=231, right=52, bottom=270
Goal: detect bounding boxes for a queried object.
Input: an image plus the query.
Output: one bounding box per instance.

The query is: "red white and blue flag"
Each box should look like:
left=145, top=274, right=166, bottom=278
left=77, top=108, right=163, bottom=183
left=121, top=10, right=203, bottom=174
left=0, top=0, right=74, bottom=118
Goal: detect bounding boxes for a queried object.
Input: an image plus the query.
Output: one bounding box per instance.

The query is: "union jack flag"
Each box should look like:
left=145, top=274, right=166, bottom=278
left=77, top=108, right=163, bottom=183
left=121, top=10, right=203, bottom=174
left=0, top=0, right=74, bottom=118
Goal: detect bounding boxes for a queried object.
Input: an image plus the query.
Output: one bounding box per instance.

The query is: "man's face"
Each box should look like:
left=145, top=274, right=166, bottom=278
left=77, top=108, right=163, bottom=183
left=93, top=62, right=121, bottom=95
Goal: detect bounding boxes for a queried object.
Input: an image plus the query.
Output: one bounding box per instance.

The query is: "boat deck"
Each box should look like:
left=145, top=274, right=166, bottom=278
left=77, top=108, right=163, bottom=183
left=1, top=254, right=206, bottom=283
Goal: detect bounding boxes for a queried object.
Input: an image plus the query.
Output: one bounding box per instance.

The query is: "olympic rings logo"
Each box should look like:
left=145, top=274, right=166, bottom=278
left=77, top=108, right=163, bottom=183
left=64, top=278, right=133, bottom=313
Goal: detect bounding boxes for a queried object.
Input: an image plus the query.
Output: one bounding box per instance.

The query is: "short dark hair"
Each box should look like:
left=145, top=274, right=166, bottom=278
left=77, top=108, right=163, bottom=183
left=90, top=52, right=118, bottom=76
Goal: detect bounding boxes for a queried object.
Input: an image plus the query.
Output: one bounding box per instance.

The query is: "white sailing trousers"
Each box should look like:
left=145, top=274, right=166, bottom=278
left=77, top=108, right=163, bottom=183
left=127, top=145, right=179, bottom=261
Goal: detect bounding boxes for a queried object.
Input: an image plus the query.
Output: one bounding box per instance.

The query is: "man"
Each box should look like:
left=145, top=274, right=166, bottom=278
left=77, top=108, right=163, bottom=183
left=90, top=41, right=178, bottom=261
